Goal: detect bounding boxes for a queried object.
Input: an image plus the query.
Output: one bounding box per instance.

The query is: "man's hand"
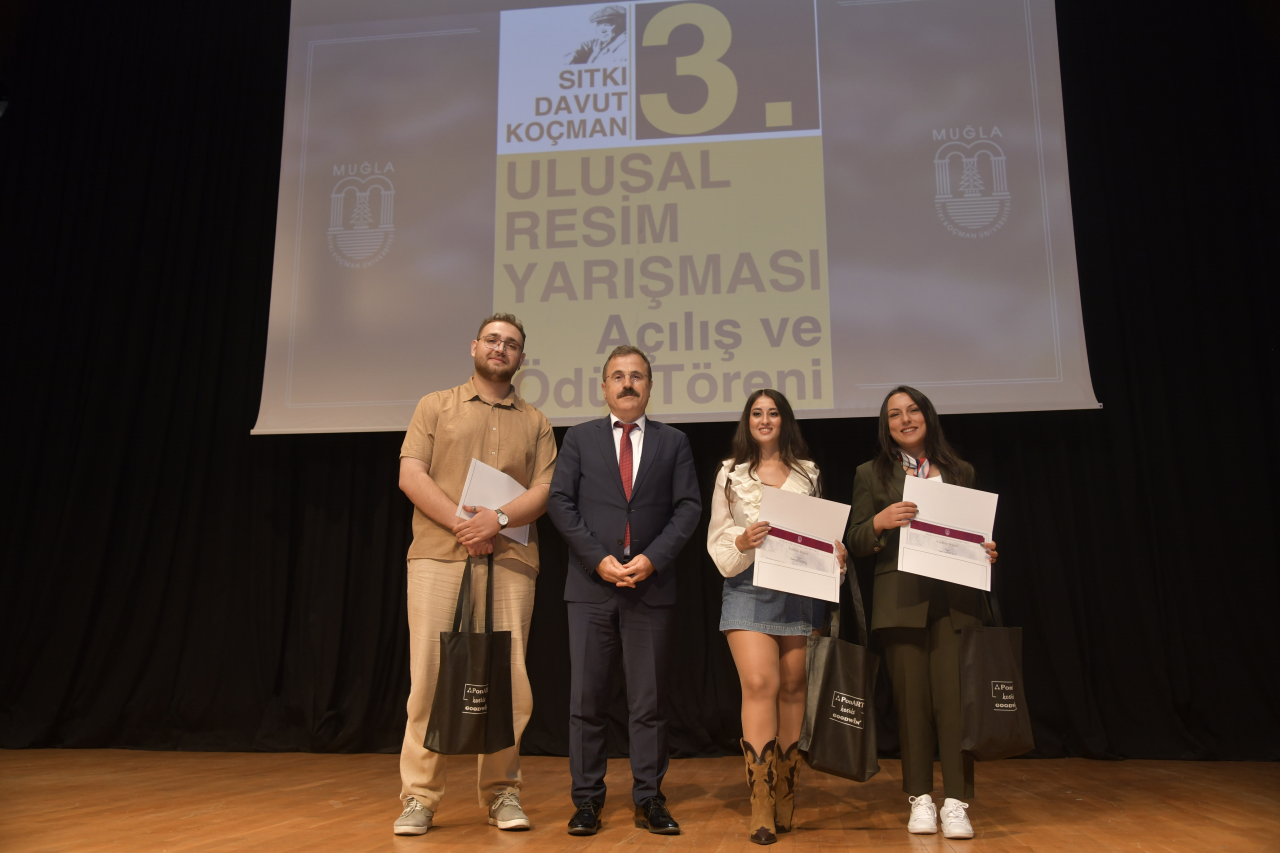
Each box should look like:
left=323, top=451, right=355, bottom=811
left=596, top=555, right=634, bottom=587
left=618, top=554, right=655, bottom=586
left=835, top=541, right=848, bottom=576
left=465, top=538, right=495, bottom=557
left=453, top=506, right=501, bottom=547
left=983, top=541, right=998, bottom=564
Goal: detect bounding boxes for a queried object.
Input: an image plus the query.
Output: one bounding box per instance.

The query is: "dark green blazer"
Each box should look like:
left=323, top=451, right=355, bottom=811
left=846, top=459, right=985, bottom=632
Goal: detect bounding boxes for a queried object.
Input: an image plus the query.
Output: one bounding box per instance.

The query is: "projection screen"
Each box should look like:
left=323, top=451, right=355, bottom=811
left=253, top=0, right=1097, bottom=433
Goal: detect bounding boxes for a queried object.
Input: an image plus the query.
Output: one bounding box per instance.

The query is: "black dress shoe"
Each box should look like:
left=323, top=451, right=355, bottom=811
left=567, top=800, right=602, bottom=835
left=634, top=797, right=680, bottom=834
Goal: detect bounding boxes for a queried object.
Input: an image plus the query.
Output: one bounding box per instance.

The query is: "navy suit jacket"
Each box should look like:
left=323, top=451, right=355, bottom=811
left=548, top=416, right=702, bottom=606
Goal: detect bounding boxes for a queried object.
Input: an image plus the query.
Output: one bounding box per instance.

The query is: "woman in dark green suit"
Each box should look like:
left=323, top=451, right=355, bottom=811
left=846, top=386, right=997, bottom=840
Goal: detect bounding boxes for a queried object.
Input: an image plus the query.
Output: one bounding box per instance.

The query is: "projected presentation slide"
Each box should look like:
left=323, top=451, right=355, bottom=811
left=254, top=0, right=1096, bottom=433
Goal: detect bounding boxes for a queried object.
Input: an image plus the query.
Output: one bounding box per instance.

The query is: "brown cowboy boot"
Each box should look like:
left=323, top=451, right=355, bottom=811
left=773, top=741, right=801, bottom=832
left=741, top=738, right=778, bottom=845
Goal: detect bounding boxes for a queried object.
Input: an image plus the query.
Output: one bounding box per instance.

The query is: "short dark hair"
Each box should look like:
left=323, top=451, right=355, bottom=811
left=476, top=313, right=526, bottom=346
left=601, top=345, right=651, bottom=380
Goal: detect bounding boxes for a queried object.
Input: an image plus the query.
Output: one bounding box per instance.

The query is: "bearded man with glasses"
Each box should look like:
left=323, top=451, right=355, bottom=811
left=395, top=313, right=557, bottom=836
left=548, top=345, right=702, bottom=837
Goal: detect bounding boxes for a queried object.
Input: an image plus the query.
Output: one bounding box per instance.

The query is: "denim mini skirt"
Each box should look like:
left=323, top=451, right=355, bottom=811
left=720, top=565, right=827, bottom=635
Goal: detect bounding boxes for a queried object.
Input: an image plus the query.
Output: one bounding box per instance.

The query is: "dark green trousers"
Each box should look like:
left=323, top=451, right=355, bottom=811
left=880, top=594, right=976, bottom=800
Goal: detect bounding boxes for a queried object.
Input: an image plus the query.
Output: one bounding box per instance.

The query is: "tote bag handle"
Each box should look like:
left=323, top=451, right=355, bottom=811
left=451, top=553, right=495, bottom=634
left=828, top=570, right=870, bottom=647
left=983, top=589, right=1005, bottom=629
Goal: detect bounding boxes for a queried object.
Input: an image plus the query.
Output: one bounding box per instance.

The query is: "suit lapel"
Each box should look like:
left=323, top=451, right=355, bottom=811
left=593, top=418, right=628, bottom=500
left=630, top=419, right=662, bottom=497
left=889, top=462, right=907, bottom=503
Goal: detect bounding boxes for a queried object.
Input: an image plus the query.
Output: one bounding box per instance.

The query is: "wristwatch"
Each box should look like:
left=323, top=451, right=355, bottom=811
left=495, top=508, right=509, bottom=529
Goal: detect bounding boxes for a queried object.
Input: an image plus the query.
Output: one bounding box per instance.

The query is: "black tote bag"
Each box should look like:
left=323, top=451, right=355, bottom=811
left=798, top=573, right=880, bottom=782
left=958, top=592, right=1034, bottom=760
left=423, top=555, right=516, bottom=756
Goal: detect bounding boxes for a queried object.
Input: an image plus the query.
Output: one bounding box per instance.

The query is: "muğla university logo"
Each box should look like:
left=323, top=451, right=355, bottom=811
left=933, top=127, right=1010, bottom=238
left=327, top=162, right=395, bottom=268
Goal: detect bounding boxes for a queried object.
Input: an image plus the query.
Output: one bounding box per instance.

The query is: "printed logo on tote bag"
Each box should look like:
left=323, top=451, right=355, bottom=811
left=463, top=683, right=490, bottom=715
left=991, top=679, right=1017, bottom=711
left=829, top=691, right=866, bottom=729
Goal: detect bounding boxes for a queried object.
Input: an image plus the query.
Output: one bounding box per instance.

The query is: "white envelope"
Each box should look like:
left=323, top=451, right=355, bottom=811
left=898, top=477, right=998, bottom=591
left=455, top=458, right=530, bottom=545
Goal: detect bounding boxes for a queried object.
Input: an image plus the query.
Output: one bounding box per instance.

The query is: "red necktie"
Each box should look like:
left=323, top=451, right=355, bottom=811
left=618, top=422, right=635, bottom=549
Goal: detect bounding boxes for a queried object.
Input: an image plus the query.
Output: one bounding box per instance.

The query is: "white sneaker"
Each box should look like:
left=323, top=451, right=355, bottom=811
left=488, top=791, right=532, bottom=831
left=941, top=798, right=973, bottom=839
left=393, top=796, right=434, bottom=835
left=907, top=794, right=937, bottom=834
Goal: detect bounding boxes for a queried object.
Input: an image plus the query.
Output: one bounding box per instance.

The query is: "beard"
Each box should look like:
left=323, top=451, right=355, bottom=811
left=475, top=352, right=519, bottom=383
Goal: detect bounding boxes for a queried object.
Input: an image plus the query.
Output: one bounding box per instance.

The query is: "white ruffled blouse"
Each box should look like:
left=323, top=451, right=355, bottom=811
left=706, top=458, right=821, bottom=578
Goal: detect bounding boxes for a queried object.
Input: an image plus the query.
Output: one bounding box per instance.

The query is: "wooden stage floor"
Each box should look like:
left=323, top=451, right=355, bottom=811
left=2, top=750, right=1276, bottom=852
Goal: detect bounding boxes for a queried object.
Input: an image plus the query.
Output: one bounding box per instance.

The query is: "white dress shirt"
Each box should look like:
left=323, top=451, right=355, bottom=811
left=609, top=412, right=646, bottom=484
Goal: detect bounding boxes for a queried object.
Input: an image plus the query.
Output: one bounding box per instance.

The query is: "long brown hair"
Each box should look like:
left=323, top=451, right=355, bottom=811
left=724, top=389, right=820, bottom=502
left=873, top=385, right=972, bottom=488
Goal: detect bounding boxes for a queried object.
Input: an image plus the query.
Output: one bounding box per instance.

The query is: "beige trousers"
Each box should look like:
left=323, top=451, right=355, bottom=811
left=400, top=557, right=536, bottom=810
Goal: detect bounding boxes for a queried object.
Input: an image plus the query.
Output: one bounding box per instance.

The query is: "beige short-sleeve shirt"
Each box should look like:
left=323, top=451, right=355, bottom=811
left=400, top=377, right=557, bottom=568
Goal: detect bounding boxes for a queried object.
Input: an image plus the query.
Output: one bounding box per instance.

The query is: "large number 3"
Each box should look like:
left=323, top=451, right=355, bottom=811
left=640, top=3, right=738, bottom=135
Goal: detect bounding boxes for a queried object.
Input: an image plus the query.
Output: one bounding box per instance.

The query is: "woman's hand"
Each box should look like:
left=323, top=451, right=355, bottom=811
left=835, top=541, right=848, bottom=576
left=735, top=521, right=772, bottom=553
left=873, top=501, right=917, bottom=535
left=984, top=541, right=998, bottom=564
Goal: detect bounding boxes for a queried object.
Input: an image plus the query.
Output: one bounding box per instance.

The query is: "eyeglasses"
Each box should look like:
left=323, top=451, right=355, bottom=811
left=479, top=335, right=523, bottom=354
left=607, top=371, right=648, bottom=385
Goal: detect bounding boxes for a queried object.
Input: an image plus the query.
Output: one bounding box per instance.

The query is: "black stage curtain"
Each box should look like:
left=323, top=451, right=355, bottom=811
left=1, top=0, right=1277, bottom=761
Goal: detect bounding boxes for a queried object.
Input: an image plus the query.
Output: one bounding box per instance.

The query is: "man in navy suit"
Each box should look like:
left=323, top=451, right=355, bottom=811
left=547, top=345, right=702, bottom=836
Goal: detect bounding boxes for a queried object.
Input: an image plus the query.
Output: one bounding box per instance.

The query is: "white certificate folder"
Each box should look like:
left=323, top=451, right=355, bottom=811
left=899, top=477, right=998, bottom=591
left=454, top=458, right=530, bottom=546
left=753, top=488, right=852, bottom=604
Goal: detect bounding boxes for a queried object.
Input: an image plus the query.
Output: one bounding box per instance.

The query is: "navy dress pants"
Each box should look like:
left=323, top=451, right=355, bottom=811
left=567, top=596, right=675, bottom=806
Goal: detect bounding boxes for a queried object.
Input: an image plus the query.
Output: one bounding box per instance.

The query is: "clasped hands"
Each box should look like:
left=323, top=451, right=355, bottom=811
left=874, top=501, right=999, bottom=563
left=452, top=505, right=500, bottom=556
left=596, top=554, right=655, bottom=588
left=735, top=521, right=848, bottom=574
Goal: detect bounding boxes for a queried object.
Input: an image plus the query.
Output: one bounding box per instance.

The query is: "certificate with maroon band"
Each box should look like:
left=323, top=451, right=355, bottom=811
left=755, top=527, right=840, bottom=603
left=754, top=488, right=852, bottom=603
left=900, top=477, right=999, bottom=591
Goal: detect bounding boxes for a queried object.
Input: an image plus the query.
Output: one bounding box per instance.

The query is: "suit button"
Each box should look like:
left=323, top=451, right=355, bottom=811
left=873, top=546, right=882, bottom=552
left=616, top=538, right=624, bottom=545
left=627, top=508, right=633, bottom=514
